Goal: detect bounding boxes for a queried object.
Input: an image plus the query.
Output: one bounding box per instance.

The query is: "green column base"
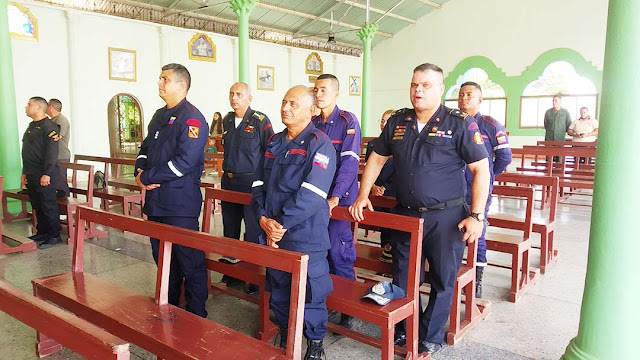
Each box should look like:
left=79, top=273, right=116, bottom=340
left=561, top=338, right=598, bottom=360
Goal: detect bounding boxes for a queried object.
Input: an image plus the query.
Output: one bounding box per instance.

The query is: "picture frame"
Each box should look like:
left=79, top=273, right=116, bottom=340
left=108, top=47, right=136, bottom=82
left=188, top=33, right=216, bottom=62
left=305, top=52, right=323, bottom=76
left=349, top=76, right=361, bottom=96
left=257, top=65, right=275, bottom=91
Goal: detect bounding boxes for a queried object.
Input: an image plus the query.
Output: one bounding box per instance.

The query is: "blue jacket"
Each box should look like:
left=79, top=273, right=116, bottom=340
left=135, top=98, right=208, bottom=217
left=221, top=107, right=274, bottom=176
left=365, top=139, right=396, bottom=197
left=251, top=123, right=336, bottom=253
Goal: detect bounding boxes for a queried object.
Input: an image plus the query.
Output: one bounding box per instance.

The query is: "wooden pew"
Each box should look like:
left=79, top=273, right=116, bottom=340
left=493, top=173, right=560, bottom=274
left=1, top=188, right=33, bottom=223
left=201, top=188, right=437, bottom=359
left=0, top=176, right=38, bottom=255
left=204, top=152, right=224, bottom=176
left=33, top=205, right=308, bottom=360
left=485, top=185, right=538, bottom=302
left=0, top=279, right=130, bottom=359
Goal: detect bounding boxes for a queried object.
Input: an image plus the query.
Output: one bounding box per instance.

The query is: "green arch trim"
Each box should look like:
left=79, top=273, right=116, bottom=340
left=444, top=56, right=511, bottom=98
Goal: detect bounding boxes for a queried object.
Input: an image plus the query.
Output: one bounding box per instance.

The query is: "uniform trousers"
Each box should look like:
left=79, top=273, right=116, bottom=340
left=266, top=251, right=333, bottom=340
left=465, top=194, right=491, bottom=266
left=148, top=216, right=209, bottom=318
left=221, top=175, right=260, bottom=244
left=26, top=174, right=60, bottom=238
left=327, top=218, right=356, bottom=280
left=392, top=204, right=467, bottom=344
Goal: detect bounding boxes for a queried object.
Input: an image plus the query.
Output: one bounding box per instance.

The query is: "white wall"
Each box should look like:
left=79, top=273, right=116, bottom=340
left=369, top=0, right=609, bottom=137
left=10, top=2, right=363, bottom=154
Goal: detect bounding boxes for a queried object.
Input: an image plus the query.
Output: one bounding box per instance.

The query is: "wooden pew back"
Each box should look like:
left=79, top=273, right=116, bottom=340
left=496, top=173, right=559, bottom=223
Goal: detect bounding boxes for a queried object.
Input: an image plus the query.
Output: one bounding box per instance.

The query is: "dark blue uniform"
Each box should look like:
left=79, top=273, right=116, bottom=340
left=312, top=107, right=361, bottom=280
left=251, top=123, right=336, bottom=340
left=365, top=140, right=396, bottom=252
left=135, top=98, right=209, bottom=318
left=221, top=108, right=274, bottom=244
left=464, top=113, right=512, bottom=266
left=372, top=105, right=488, bottom=344
left=22, top=118, right=61, bottom=239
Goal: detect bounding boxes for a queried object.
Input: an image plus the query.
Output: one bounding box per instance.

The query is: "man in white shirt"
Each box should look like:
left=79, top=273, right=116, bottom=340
left=568, top=107, right=599, bottom=143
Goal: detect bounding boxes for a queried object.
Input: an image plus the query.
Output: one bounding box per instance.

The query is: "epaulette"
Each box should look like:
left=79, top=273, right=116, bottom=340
left=481, top=115, right=498, bottom=128
left=224, top=112, right=235, bottom=121
left=395, top=108, right=410, bottom=114
left=311, top=129, right=327, bottom=142
left=339, top=111, right=356, bottom=124
left=449, top=108, right=469, bottom=120
left=252, top=111, right=266, bottom=121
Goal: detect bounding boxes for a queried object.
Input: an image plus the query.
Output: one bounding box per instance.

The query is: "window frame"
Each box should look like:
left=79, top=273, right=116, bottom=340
left=519, top=94, right=599, bottom=129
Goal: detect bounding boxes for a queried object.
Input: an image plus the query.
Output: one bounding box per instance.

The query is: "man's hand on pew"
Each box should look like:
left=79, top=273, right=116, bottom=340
left=328, top=197, right=339, bottom=215
left=40, top=175, right=51, bottom=187
left=457, top=217, right=483, bottom=244
left=259, top=216, right=287, bottom=248
left=21, top=174, right=27, bottom=186
left=349, top=196, right=373, bottom=222
left=135, top=170, right=161, bottom=191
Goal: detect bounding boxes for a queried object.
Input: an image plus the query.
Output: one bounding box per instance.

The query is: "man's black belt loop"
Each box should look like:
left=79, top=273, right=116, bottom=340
left=405, top=197, right=465, bottom=213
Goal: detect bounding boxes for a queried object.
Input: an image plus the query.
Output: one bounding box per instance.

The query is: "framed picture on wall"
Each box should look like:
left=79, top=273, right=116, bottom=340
left=188, top=33, right=216, bottom=62
left=349, top=76, right=361, bottom=96
left=257, top=65, right=275, bottom=91
left=108, top=47, right=136, bottom=82
left=305, top=52, right=323, bottom=75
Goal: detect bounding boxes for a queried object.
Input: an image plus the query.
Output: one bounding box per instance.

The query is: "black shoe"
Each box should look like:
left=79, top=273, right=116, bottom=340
left=304, top=339, right=325, bottom=360
left=275, top=327, right=288, bottom=349
left=221, top=275, right=244, bottom=288
left=476, top=267, right=485, bottom=299
left=338, top=314, right=361, bottom=331
left=327, top=309, right=340, bottom=323
left=28, top=233, right=49, bottom=242
left=394, top=333, right=407, bottom=347
left=38, top=237, right=62, bottom=249
left=418, top=340, right=442, bottom=355
left=246, top=284, right=259, bottom=296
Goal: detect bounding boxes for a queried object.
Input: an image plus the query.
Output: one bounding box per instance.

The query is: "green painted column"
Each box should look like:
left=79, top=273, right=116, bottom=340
left=0, top=0, right=21, bottom=192
left=561, top=1, right=640, bottom=359
left=229, top=0, right=257, bottom=85
left=357, top=24, right=377, bottom=137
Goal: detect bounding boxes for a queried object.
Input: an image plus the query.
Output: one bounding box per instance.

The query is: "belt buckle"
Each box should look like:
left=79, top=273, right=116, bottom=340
left=418, top=207, right=428, bottom=213
left=227, top=172, right=234, bottom=179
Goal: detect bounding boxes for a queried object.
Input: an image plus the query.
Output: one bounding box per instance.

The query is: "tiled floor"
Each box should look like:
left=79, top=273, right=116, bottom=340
left=0, top=185, right=592, bottom=360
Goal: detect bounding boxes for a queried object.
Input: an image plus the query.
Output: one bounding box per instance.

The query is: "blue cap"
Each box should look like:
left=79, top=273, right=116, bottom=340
left=362, top=281, right=406, bottom=306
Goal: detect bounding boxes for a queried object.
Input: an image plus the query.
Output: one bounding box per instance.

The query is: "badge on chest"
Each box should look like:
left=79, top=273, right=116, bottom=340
left=392, top=125, right=406, bottom=141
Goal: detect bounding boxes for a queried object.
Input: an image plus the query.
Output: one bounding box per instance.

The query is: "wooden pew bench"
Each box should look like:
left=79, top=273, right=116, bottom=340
left=1, top=188, right=33, bottom=223
left=32, top=205, right=307, bottom=360
left=0, top=279, right=130, bottom=359
left=0, top=176, right=37, bottom=255
left=485, top=185, right=539, bottom=302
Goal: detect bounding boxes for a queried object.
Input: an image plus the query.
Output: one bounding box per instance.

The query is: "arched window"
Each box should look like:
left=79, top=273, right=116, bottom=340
left=444, top=68, right=507, bottom=126
left=8, top=3, right=38, bottom=40
left=520, top=61, right=598, bottom=128
left=107, top=94, right=144, bottom=158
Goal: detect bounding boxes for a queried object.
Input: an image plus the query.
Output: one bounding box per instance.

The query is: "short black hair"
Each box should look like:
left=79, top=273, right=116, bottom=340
left=553, top=94, right=562, bottom=99
left=162, top=63, right=191, bottom=90
left=317, top=74, right=340, bottom=91
left=460, top=81, right=482, bottom=95
left=48, top=98, right=62, bottom=111
left=413, top=63, right=443, bottom=75
left=30, top=96, right=48, bottom=111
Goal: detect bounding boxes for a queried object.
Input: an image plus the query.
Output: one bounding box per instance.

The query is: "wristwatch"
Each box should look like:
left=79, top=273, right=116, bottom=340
left=470, top=212, right=485, bottom=222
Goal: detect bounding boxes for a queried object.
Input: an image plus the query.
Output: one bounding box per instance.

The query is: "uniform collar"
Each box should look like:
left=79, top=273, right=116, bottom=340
left=314, top=105, right=340, bottom=125
left=284, top=122, right=316, bottom=146
left=472, top=112, right=482, bottom=122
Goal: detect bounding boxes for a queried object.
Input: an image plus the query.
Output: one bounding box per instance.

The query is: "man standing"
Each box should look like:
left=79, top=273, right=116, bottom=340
left=544, top=95, right=572, bottom=142
left=134, top=63, right=209, bottom=318
left=46, top=98, right=71, bottom=197
left=350, top=63, right=490, bottom=355
left=220, top=82, right=274, bottom=293
left=252, top=86, right=336, bottom=360
left=458, top=82, right=512, bottom=298
left=312, top=74, right=361, bottom=328
left=22, top=96, right=62, bottom=249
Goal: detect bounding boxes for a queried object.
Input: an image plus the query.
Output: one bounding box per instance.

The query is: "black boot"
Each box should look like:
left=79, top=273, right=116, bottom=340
left=338, top=314, right=361, bottom=331
left=276, top=327, right=288, bottom=349
left=304, top=339, right=325, bottom=360
left=475, top=266, right=484, bottom=298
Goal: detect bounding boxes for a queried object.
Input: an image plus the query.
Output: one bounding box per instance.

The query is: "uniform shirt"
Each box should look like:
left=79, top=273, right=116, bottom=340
left=22, top=118, right=60, bottom=177
left=544, top=107, right=572, bottom=141
left=372, top=106, right=488, bottom=208
left=135, top=98, right=208, bottom=217
left=221, top=107, right=274, bottom=175
left=51, top=114, right=71, bottom=159
left=569, top=117, right=599, bottom=142
left=365, top=139, right=396, bottom=197
left=251, top=123, right=337, bottom=254
left=464, top=112, right=512, bottom=196
left=311, top=106, right=361, bottom=206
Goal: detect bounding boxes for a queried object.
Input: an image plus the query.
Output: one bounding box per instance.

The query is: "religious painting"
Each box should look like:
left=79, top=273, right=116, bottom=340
left=305, top=52, right=323, bottom=76
left=349, top=76, right=361, bottom=96
left=108, top=48, right=136, bottom=82
left=188, top=33, right=216, bottom=62
left=8, top=2, right=38, bottom=41
left=257, top=65, right=275, bottom=91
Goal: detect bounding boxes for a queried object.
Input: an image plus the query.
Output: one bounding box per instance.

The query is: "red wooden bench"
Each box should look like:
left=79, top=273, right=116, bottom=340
left=485, top=185, right=538, bottom=302
left=493, top=173, right=560, bottom=274
left=204, top=152, right=224, bottom=176
left=0, top=176, right=38, bottom=255
left=1, top=188, right=33, bottom=223
left=33, top=205, right=308, bottom=360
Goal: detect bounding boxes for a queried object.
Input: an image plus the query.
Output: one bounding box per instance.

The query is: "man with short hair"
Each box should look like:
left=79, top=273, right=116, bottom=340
left=134, top=63, right=209, bottom=318
left=22, top=96, right=62, bottom=249
left=252, top=85, right=336, bottom=360
left=220, top=82, right=275, bottom=293
left=458, top=81, right=512, bottom=297
left=46, top=98, right=71, bottom=197
left=350, top=63, right=490, bottom=355
left=544, top=95, right=572, bottom=142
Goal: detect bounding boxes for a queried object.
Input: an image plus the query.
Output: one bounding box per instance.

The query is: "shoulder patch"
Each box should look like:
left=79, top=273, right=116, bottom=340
left=186, top=119, right=202, bottom=127
left=263, top=124, right=272, bottom=132
left=339, top=111, right=357, bottom=124
left=252, top=112, right=265, bottom=121
left=449, top=108, right=469, bottom=120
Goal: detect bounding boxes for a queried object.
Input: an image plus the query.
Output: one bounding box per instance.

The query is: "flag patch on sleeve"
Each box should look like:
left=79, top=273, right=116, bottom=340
left=346, top=128, right=356, bottom=135
left=313, top=153, right=330, bottom=169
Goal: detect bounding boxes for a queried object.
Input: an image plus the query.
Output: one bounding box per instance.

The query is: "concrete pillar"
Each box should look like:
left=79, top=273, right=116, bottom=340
left=229, top=0, right=258, bottom=85
left=356, top=24, right=377, bottom=136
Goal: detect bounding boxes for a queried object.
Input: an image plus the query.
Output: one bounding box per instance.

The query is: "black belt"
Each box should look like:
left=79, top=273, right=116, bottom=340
left=404, top=197, right=465, bottom=213
left=224, top=172, right=253, bottom=179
